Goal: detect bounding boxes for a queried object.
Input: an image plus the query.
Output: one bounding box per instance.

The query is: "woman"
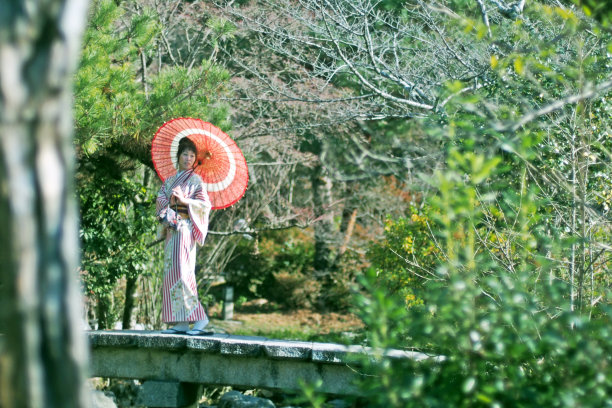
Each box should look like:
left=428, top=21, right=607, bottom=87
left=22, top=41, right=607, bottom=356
left=156, top=137, right=212, bottom=335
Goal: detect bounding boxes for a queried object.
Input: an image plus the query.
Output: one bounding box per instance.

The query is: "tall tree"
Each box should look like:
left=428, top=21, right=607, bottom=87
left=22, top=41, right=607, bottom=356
left=216, top=0, right=611, bottom=309
left=0, top=1, right=91, bottom=407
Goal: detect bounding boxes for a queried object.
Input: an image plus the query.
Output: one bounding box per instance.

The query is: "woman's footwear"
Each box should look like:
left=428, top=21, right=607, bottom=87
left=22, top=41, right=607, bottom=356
left=186, top=329, right=214, bottom=336
left=161, top=322, right=190, bottom=334
left=161, top=328, right=188, bottom=334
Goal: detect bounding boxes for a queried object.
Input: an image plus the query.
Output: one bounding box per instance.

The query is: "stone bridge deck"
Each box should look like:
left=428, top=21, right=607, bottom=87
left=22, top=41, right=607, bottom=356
left=88, top=330, right=433, bottom=396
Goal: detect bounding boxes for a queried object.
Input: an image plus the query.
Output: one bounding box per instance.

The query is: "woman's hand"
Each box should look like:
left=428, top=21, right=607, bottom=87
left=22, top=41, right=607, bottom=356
left=171, top=187, right=189, bottom=205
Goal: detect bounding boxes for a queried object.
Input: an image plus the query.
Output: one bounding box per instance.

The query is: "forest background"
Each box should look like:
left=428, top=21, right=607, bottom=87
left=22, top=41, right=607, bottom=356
left=1, top=0, right=611, bottom=407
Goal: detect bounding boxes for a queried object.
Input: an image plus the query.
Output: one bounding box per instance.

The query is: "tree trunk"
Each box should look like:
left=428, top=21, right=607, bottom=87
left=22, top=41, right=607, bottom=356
left=122, top=275, right=138, bottom=330
left=312, top=163, right=335, bottom=272
left=96, top=293, right=112, bottom=330
left=334, top=182, right=359, bottom=265
left=337, top=208, right=358, bottom=260
left=0, top=1, right=91, bottom=407
left=311, top=162, right=336, bottom=308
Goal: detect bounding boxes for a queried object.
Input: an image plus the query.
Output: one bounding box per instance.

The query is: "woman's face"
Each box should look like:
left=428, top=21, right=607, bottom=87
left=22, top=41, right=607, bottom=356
left=178, top=149, right=196, bottom=171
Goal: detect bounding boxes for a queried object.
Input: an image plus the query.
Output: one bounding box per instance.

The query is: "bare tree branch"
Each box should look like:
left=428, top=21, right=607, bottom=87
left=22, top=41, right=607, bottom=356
left=499, top=78, right=612, bottom=132
left=475, top=0, right=492, bottom=38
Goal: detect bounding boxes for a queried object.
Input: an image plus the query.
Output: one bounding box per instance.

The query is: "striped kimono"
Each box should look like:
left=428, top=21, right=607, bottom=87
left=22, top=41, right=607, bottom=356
left=156, top=169, right=211, bottom=324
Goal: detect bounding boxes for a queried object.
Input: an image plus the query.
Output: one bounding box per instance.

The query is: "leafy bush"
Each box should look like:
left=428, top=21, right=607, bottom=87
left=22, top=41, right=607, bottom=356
left=353, top=147, right=612, bottom=407
left=367, top=206, right=438, bottom=308
left=225, top=228, right=319, bottom=308
left=355, top=269, right=612, bottom=407
left=79, top=171, right=159, bottom=328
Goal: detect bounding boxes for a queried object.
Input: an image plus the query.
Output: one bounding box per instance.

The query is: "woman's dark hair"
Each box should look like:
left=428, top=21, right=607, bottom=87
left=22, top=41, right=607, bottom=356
left=177, top=137, right=197, bottom=162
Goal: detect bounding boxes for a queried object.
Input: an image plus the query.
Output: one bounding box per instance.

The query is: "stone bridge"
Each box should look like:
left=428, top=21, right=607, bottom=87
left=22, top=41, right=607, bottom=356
left=88, top=330, right=436, bottom=406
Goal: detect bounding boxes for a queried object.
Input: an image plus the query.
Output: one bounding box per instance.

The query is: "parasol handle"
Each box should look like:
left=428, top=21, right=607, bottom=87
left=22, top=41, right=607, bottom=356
left=147, top=237, right=165, bottom=248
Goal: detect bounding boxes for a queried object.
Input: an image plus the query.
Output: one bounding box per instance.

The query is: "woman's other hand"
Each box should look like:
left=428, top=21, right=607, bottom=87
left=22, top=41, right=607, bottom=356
left=172, top=187, right=188, bottom=205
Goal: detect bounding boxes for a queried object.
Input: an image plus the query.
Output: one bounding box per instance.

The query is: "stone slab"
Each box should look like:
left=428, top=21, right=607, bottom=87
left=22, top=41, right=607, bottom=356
left=137, top=380, right=202, bottom=408
left=263, top=339, right=313, bottom=360
left=311, top=342, right=365, bottom=364
left=186, top=333, right=230, bottom=353
left=219, top=335, right=267, bottom=357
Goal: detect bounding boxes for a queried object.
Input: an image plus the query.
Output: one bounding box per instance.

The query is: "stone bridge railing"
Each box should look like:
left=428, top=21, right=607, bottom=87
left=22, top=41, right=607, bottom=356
left=88, top=330, right=435, bottom=406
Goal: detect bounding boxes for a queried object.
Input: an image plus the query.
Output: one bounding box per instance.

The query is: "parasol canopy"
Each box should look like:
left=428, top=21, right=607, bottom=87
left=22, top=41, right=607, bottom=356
left=151, top=117, right=248, bottom=209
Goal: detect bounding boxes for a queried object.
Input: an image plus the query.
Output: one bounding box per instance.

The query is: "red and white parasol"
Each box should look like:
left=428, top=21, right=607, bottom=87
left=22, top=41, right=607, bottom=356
left=151, top=117, right=248, bottom=209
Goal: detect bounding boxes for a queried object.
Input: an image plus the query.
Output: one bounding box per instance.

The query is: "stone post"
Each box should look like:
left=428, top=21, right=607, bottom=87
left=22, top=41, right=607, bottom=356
left=222, top=285, right=234, bottom=320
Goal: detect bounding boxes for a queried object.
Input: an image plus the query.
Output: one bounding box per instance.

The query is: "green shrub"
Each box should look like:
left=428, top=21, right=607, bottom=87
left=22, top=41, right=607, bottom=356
left=367, top=206, right=439, bottom=308
left=353, top=149, right=612, bottom=407
left=225, top=228, right=318, bottom=308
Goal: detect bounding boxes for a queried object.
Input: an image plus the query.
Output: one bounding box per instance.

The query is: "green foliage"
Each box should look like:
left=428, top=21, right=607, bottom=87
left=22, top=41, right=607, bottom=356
left=356, top=269, right=612, bottom=407
left=75, top=0, right=232, bottom=152
left=79, top=171, right=159, bottom=328
left=206, top=16, right=237, bottom=46
left=367, top=208, right=438, bottom=306
left=146, top=62, right=231, bottom=126
left=574, top=0, right=612, bottom=26
left=295, top=379, right=326, bottom=408
left=349, top=4, right=612, bottom=405
left=225, top=229, right=316, bottom=307
left=75, top=0, right=158, bottom=154
left=356, top=147, right=612, bottom=407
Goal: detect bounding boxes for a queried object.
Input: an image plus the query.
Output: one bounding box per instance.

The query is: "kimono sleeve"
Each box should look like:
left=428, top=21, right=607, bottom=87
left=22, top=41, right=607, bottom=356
left=186, top=178, right=212, bottom=246
left=156, top=181, right=170, bottom=218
